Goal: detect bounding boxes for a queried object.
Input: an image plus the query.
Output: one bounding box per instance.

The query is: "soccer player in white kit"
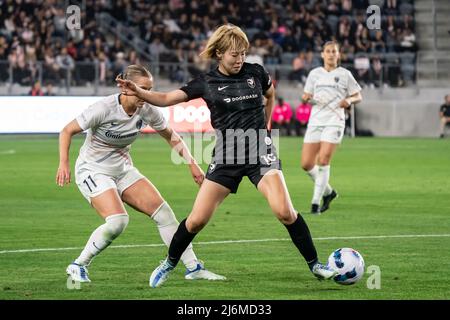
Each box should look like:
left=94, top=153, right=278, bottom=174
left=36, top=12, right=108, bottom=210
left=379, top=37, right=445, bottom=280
left=56, top=65, right=225, bottom=284
left=301, top=41, right=362, bottom=214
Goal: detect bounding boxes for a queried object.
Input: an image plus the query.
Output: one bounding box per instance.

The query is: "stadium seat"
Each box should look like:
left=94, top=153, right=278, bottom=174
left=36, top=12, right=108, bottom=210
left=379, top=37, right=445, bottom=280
left=368, top=0, right=385, bottom=7
left=327, top=15, right=340, bottom=35
left=281, top=52, right=297, bottom=65
left=400, top=64, right=416, bottom=82
left=399, top=3, right=414, bottom=15
left=384, top=52, right=400, bottom=64
left=244, top=28, right=260, bottom=42
left=400, top=52, right=416, bottom=65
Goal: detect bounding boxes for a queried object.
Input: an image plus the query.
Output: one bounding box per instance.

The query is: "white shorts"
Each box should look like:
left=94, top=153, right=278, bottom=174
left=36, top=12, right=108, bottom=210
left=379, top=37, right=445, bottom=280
left=75, top=165, right=145, bottom=203
left=303, top=126, right=345, bottom=144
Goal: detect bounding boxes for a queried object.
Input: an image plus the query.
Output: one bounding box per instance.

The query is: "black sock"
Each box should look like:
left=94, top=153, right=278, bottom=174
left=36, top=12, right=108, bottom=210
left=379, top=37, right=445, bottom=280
left=284, top=213, right=318, bottom=270
left=167, top=218, right=197, bottom=267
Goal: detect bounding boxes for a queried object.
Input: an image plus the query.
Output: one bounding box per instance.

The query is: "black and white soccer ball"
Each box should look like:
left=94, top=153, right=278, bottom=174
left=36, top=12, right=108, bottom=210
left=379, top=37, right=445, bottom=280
left=328, top=248, right=365, bottom=285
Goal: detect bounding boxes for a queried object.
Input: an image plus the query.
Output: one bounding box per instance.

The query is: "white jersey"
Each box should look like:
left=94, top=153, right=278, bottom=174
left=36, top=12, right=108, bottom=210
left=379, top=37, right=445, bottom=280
left=75, top=94, right=168, bottom=175
left=304, top=66, right=361, bottom=128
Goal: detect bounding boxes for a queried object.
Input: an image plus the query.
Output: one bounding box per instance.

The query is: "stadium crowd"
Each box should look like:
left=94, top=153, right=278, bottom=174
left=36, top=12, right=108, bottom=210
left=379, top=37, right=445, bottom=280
left=0, top=0, right=416, bottom=89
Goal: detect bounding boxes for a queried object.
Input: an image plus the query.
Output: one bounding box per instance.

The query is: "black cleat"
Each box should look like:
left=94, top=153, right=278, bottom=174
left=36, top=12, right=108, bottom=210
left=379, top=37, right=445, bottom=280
left=311, top=204, right=321, bottom=215
left=320, top=190, right=338, bottom=213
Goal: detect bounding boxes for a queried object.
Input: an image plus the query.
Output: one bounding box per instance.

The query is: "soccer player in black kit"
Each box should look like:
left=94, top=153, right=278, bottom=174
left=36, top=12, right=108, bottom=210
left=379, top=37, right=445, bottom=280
left=117, top=24, right=338, bottom=287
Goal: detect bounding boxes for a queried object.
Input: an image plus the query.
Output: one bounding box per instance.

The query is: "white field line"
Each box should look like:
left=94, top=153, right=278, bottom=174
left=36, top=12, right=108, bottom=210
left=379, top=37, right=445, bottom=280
left=1, top=233, right=450, bottom=255
left=0, top=149, right=16, bottom=155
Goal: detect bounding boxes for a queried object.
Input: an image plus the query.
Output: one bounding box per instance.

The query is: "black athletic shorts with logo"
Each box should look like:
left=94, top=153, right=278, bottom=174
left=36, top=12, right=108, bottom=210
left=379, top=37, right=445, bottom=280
left=205, top=156, right=282, bottom=194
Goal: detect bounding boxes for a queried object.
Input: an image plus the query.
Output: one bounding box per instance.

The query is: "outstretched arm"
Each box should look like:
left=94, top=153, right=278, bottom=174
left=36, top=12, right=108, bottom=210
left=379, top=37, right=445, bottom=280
left=56, top=119, right=83, bottom=186
left=116, top=77, right=188, bottom=107
left=157, top=127, right=205, bottom=186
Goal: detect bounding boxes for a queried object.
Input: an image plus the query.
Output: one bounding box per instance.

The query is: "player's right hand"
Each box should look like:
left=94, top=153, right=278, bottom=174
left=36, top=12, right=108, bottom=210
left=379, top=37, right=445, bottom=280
left=301, top=93, right=312, bottom=104
left=56, top=162, right=71, bottom=186
left=189, top=163, right=205, bottom=186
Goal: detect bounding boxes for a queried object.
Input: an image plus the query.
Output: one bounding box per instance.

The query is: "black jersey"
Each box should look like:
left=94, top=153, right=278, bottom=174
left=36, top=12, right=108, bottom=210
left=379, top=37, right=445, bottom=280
left=440, top=103, right=450, bottom=117
left=180, top=62, right=274, bottom=165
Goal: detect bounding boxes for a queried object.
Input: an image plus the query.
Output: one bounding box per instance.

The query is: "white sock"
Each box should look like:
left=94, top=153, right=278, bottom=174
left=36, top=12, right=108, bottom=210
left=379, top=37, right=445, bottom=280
left=312, top=165, right=331, bottom=205
left=151, top=201, right=198, bottom=270
left=307, top=165, right=332, bottom=197
left=75, top=213, right=129, bottom=266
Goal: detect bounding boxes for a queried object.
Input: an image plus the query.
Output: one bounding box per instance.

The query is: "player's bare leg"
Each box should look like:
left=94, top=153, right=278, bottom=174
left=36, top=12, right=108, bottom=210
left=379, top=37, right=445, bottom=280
left=301, top=143, right=334, bottom=214
left=122, top=178, right=226, bottom=281
left=67, top=189, right=129, bottom=283
left=149, top=179, right=230, bottom=287
left=257, top=170, right=337, bottom=280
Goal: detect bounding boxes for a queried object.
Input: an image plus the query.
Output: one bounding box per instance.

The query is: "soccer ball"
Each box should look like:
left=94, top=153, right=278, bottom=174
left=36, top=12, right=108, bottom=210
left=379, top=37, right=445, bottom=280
left=328, top=248, right=365, bottom=285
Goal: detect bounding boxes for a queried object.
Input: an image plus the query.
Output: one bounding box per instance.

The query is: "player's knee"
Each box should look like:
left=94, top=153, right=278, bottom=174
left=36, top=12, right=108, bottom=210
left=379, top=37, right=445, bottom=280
left=137, top=196, right=165, bottom=215
left=186, top=216, right=208, bottom=233
left=301, top=161, right=314, bottom=171
left=274, top=205, right=296, bottom=225
left=105, top=213, right=129, bottom=239
left=151, top=201, right=178, bottom=227
left=317, top=155, right=331, bottom=166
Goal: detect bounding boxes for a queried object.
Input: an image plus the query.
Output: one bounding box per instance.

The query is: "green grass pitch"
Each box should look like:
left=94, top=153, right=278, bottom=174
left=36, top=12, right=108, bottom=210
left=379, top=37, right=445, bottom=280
left=0, top=135, right=449, bottom=300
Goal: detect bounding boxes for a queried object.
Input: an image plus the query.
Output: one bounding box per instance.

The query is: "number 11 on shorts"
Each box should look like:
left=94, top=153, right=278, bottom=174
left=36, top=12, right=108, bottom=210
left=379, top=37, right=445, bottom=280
left=83, top=175, right=97, bottom=192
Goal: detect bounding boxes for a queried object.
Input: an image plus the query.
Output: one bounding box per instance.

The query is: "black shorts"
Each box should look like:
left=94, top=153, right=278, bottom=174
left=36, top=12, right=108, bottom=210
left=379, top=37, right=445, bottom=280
left=205, top=158, right=282, bottom=194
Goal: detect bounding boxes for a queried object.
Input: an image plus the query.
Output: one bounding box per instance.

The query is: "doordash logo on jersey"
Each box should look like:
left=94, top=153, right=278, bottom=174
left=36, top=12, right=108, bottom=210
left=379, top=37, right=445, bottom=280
left=223, top=93, right=258, bottom=103
left=172, top=105, right=211, bottom=123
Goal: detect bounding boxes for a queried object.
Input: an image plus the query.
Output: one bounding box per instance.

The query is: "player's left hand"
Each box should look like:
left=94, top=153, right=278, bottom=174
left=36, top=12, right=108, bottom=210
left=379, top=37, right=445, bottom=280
left=189, top=163, right=205, bottom=186
left=339, top=99, right=351, bottom=109
left=116, top=77, right=140, bottom=97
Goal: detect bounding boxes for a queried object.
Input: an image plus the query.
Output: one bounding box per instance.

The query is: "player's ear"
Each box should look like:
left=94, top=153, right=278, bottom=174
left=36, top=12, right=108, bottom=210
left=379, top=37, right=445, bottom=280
left=216, top=49, right=223, bottom=60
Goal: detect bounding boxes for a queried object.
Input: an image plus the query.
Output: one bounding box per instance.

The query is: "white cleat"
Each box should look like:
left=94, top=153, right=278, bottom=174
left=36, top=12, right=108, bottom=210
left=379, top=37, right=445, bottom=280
left=149, top=258, right=175, bottom=288
left=66, top=262, right=91, bottom=283
left=185, top=261, right=227, bottom=281
left=311, top=263, right=338, bottom=281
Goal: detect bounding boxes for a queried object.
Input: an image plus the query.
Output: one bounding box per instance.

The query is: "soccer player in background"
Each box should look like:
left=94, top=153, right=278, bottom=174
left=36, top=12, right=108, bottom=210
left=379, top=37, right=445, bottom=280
left=439, top=94, right=450, bottom=138
left=117, top=24, right=338, bottom=288
left=56, top=64, right=225, bottom=283
left=300, top=41, right=362, bottom=215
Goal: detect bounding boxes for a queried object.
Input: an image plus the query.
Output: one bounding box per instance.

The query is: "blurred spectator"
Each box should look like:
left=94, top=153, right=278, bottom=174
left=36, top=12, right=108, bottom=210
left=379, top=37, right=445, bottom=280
left=341, top=0, right=352, bottom=15
left=29, top=81, right=43, bottom=96
left=113, top=52, right=128, bottom=77
left=97, top=51, right=109, bottom=85
left=44, top=83, right=56, bottom=96
left=265, top=38, right=282, bottom=65
left=66, top=40, right=78, bottom=60
left=289, top=52, right=307, bottom=84
left=56, top=48, right=75, bottom=85
left=0, top=36, right=8, bottom=58
left=439, top=95, right=450, bottom=138
left=371, top=31, right=386, bottom=53
left=0, top=0, right=418, bottom=87
left=149, top=37, right=168, bottom=58
left=355, top=26, right=371, bottom=53
left=370, top=56, right=383, bottom=88
left=272, top=97, right=293, bottom=136
left=354, top=55, right=370, bottom=87
left=400, top=28, right=417, bottom=52
left=295, top=100, right=311, bottom=136
left=13, top=59, right=32, bottom=86
left=245, top=46, right=264, bottom=66
left=385, top=0, right=398, bottom=15
left=387, top=55, right=402, bottom=87
left=43, top=47, right=60, bottom=83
